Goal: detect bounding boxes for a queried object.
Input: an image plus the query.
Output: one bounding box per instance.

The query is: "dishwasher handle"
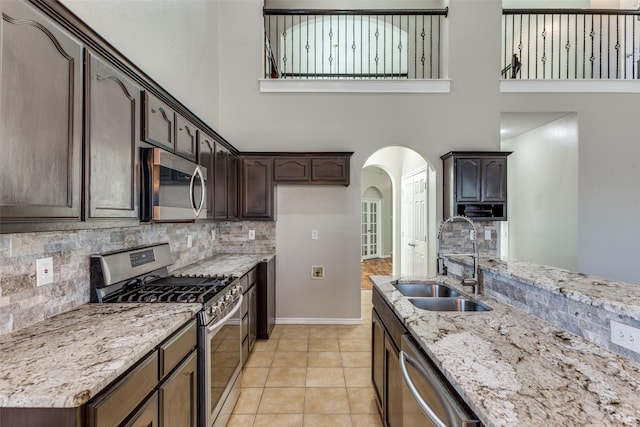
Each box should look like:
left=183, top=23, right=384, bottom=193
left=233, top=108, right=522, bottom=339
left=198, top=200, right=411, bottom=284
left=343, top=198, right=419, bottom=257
left=400, top=350, right=449, bottom=427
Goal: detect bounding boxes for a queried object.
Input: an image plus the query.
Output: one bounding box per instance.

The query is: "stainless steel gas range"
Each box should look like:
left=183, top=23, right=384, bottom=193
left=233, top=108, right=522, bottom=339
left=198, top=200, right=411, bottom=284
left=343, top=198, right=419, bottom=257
left=90, top=243, right=243, bottom=427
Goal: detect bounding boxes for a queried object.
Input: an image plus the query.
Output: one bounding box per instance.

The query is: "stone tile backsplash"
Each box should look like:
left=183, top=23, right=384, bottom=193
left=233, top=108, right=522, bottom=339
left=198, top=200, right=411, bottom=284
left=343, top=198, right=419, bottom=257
left=0, top=221, right=275, bottom=334
left=438, top=220, right=499, bottom=255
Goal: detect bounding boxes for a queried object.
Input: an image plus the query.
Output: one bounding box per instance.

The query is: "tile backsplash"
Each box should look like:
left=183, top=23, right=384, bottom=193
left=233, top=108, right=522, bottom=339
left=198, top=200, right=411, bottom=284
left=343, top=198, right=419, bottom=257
left=0, top=221, right=275, bottom=334
left=438, top=220, right=499, bottom=256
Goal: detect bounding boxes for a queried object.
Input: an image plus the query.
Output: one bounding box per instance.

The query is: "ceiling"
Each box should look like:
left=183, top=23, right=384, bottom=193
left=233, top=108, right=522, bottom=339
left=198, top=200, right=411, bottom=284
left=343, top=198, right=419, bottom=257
left=500, top=112, right=571, bottom=140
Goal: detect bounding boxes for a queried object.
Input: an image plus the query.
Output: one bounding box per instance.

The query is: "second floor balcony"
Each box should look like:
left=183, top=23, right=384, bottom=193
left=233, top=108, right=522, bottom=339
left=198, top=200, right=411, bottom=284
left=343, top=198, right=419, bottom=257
left=262, top=5, right=640, bottom=89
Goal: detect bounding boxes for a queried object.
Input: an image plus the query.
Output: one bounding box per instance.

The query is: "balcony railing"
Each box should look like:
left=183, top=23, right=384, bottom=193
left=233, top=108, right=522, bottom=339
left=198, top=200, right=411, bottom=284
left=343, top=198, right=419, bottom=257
left=502, top=8, right=640, bottom=79
left=263, top=8, right=448, bottom=80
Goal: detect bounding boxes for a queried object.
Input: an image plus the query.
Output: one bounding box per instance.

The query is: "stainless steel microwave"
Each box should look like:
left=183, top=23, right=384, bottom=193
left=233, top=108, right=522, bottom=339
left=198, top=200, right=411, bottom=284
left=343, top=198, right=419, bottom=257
left=140, top=147, right=207, bottom=221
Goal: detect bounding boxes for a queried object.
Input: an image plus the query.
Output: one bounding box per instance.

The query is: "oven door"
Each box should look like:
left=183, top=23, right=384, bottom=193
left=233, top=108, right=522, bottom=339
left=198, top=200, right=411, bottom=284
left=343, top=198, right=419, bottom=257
left=140, top=147, right=207, bottom=221
left=200, top=296, right=243, bottom=427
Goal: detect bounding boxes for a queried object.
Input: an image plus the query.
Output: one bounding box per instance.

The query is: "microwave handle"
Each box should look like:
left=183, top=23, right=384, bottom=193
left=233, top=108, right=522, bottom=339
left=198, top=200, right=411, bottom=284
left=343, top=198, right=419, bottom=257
left=399, top=350, right=448, bottom=427
left=189, top=166, right=206, bottom=216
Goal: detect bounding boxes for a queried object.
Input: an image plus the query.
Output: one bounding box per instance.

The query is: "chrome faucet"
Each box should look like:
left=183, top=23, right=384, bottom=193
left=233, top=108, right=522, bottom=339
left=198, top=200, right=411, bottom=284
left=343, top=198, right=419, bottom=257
left=437, top=215, right=480, bottom=296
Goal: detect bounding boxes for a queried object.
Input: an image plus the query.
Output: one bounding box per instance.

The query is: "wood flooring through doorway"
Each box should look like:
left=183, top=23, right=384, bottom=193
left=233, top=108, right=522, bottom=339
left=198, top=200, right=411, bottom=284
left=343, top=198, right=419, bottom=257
left=360, top=258, right=392, bottom=290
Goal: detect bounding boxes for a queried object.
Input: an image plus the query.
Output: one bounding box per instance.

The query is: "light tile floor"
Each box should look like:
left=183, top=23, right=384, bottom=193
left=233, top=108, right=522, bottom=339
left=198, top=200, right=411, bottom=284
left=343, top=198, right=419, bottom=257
left=228, top=290, right=383, bottom=427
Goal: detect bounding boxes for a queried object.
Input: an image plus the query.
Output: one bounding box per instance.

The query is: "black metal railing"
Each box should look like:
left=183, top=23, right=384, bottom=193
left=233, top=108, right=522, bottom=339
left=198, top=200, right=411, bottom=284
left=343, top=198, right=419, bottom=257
left=503, top=8, right=640, bottom=79
left=264, top=8, right=448, bottom=79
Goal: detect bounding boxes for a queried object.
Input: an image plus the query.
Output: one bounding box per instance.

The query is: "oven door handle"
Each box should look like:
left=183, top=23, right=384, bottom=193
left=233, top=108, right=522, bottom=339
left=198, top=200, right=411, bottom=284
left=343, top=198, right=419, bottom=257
left=399, top=350, right=448, bottom=427
left=206, top=295, right=243, bottom=334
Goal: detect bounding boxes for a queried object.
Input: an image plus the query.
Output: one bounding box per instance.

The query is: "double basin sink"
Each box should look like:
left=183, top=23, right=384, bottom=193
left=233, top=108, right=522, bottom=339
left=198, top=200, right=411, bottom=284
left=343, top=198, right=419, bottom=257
left=394, top=281, right=491, bottom=312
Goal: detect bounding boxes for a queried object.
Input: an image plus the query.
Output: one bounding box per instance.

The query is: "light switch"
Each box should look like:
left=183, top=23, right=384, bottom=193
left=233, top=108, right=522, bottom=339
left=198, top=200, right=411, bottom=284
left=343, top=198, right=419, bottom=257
left=311, top=230, right=319, bottom=240
left=248, top=230, right=255, bottom=240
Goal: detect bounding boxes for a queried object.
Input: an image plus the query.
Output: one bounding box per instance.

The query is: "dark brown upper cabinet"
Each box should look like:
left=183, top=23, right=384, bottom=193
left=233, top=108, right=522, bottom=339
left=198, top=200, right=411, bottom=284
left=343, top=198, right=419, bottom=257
left=214, top=143, right=230, bottom=219
left=311, top=157, right=350, bottom=185
left=241, top=157, right=274, bottom=220
left=227, top=154, right=239, bottom=220
left=273, top=158, right=311, bottom=183
left=142, top=90, right=174, bottom=152
left=0, top=1, right=83, bottom=228
left=441, top=151, right=511, bottom=221
left=272, top=154, right=352, bottom=185
left=198, top=133, right=238, bottom=221
left=85, top=51, right=139, bottom=221
left=175, top=114, right=197, bottom=161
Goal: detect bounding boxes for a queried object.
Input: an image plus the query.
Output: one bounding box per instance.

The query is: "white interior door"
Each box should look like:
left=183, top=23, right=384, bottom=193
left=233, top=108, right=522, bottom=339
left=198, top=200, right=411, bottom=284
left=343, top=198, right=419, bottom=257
left=401, top=170, right=428, bottom=276
left=361, top=199, right=381, bottom=260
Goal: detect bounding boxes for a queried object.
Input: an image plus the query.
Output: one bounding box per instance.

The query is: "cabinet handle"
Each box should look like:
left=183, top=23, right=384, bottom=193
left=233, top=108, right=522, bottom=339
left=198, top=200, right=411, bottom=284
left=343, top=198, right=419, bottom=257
left=399, top=350, right=448, bottom=427
left=190, top=166, right=206, bottom=217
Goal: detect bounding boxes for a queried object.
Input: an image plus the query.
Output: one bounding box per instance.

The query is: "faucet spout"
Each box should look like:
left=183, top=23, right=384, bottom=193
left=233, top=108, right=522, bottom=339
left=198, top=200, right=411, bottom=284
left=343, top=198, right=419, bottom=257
left=436, top=215, right=480, bottom=296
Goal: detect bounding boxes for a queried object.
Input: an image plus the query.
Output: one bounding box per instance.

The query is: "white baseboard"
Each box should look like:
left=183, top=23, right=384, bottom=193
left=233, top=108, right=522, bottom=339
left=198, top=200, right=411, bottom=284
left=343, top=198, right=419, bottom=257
left=276, top=317, right=363, bottom=325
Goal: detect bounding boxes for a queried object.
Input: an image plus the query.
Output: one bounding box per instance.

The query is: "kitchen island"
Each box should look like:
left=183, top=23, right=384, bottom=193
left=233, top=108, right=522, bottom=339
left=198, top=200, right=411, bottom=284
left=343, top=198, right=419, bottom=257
left=372, top=275, right=640, bottom=427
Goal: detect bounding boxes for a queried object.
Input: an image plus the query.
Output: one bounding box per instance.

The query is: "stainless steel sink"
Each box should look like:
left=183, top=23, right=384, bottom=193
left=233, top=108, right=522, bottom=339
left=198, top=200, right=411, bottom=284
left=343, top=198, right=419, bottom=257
left=394, top=282, right=461, bottom=298
left=408, top=298, right=492, bottom=312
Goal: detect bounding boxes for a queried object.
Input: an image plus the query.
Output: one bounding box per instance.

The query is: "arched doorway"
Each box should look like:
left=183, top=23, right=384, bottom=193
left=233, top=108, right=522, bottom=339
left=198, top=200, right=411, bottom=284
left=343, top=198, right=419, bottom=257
left=361, top=146, right=436, bottom=288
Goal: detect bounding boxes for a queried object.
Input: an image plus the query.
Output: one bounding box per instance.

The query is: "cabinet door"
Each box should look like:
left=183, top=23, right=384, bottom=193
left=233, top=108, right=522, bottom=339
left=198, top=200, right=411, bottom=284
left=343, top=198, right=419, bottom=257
left=159, top=352, right=197, bottom=427
left=257, top=258, right=275, bottom=339
left=214, top=144, right=229, bottom=219
left=175, top=114, right=197, bottom=161
left=0, top=1, right=83, bottom=223
left=227, top=154, right=239, bottom=220
left=311, top=157, right=350, bottom=185
left=248, top=284, right=257, bottom=351
left=241, top=157, right=274, bottom=220
left=482, top=158, right=507, bottom=202
left=274, top=157, right=311, bottom=183
left=384, top=335, right=403, bottom=427
left=371, top=309, right=384, bottom=413
left=455, top=158, right=482, bottom=202
left=142, top=91, right=174, bottom=151
left=86, top=52, right=139, bottom=220
left=198, top=132, right=215, bottom=218
left=125, top=392, right=158, bottom=427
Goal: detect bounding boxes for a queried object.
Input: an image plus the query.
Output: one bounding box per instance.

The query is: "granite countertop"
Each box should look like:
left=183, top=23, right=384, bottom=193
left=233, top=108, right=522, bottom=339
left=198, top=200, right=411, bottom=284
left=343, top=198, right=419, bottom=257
left=372, top=275, right=640, bottom=427
left=171, top=253, right=274, bottom=277
left=456, top=256, right=640, bottom=321
left=0, top=303, right=201, bottom=408
left=0, top=252, right=273, bottom=409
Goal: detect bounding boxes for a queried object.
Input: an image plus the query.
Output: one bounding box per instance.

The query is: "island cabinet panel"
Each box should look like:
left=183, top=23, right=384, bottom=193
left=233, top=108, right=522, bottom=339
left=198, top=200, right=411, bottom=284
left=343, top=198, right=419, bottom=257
left=85, top=51, right=139, bottom=221
left=142, top=91, right=175, bottom=152
left=371, top=309, right=385, bottom=413
left=310, top=157, right=350, bottom=185
left=442, top=151, right=511, bottom=221
left=175, top=114, right=197, bottom=161
left=273, top=158, right=311, bottom=183
left=241, top=157, right=274, bottom=220
left=0, top=0, right=83, bottom=224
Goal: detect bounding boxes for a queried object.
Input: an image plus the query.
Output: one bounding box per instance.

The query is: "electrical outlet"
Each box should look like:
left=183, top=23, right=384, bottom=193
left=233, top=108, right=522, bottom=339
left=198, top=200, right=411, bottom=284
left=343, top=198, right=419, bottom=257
left=484, top=229, right=492, bottom=240
left=36, top=257, right=54, bottom=287
left=311, top=266, right=324, bottom=279
left=187, top=235, right=193, bottom=248
left=248, top=230, right=255, bottom=240
left=211, top=229, right=216, bottom=240
left=611, top=320, right=640, bottom=354
left=311, top=230, right=319, bottom=240
left=469, top=230, right=476, bottom=241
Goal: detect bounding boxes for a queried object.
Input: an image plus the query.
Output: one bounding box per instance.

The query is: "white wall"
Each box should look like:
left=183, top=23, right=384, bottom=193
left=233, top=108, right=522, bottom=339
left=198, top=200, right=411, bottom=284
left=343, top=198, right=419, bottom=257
left=502, top=115, right=579, bottom=271
left=275, top=186, right=361, bottom=322
left=60, top=0, right=221, bottom=128
left=58, top=0, right=640, bottom=324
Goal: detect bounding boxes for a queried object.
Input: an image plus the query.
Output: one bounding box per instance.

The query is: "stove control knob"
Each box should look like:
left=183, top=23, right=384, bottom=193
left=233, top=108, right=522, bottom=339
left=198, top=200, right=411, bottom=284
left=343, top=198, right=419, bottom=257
left=234, top=285, right=244, bottom=295
left=216, top=300, right=225, bottom=312
left=225, top=293, right=234, bottom=303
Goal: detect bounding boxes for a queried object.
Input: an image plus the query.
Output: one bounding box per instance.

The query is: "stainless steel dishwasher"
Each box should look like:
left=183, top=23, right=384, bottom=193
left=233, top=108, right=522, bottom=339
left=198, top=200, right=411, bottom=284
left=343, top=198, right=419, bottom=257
left=400, top=334, right=482, bottom=427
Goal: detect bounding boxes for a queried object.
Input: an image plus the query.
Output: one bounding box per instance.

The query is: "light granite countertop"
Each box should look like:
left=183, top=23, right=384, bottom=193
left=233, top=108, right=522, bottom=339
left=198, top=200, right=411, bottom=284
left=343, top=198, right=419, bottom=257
left=0, top=303, right=200, bottom=408
left=371, top=275, right=640, bottom=427
left=171, top=253, right=274, bottom=278
left=0, top=252, right=274, bottom=409
left=453, top=256, right=640, bottom=321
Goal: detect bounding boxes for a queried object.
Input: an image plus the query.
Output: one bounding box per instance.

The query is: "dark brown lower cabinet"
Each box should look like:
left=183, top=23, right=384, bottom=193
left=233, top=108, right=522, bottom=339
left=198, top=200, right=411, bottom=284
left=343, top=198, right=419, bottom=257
left=257, top=257, right=276, bottom=339
left=125, top=392, right=158, bottom=427
left=372, top=288, right=407, bottom=427
left=159, top=352, right=197, bottom=427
